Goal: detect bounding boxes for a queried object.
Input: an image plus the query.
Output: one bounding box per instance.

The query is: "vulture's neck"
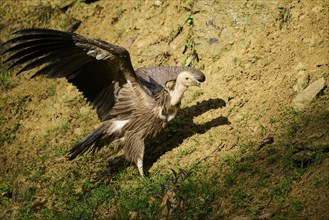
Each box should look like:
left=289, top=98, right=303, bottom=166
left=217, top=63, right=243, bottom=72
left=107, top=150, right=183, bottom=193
left=170, top=83, right=187, bottom=106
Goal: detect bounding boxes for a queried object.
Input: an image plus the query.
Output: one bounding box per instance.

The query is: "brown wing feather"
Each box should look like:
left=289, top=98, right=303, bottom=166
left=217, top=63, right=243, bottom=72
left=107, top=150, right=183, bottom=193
left=109, top=80, right=157, bottom=119
left=1, top=28, right=139, bottom=121
left=136, top=66, right=205, bottom=93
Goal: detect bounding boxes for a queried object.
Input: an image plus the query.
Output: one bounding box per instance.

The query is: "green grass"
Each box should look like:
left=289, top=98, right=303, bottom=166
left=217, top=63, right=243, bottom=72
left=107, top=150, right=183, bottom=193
left=206, top=134, right=214, bottom=146
left=0, top=94, right=32, bottom=145
left=111, top=6, right=126, bottom=25
left=282, top=108, right=308, bottom=137
left=221, top=154, right=243, bottom=186
left=270, top=177, right=292, bottom=199
left=0, top=123, right=20, bottom=145
left=231, top=188, right=249, bottom=208
left=0, top=182, right=11, bottom=206
left=0, top=98, right=326, bottom=219
left=0, top=70, right=14, bottom=89
left=43, top=121, right=70, bottom=139
left=1, top=135, right=327, bottom=219
left=191, top=89, right=203, bottom=100
left=47, top=83, right=57, bottom=96
left=115, top=28, right=126, bottom=38
left=52, top=146, right=68, bottom=157
left=169, top=25, right=183, bottom=43
left=184, top=0, right=195, bottom=7
left=236, top=113, right=249, bottom=123
left=291, top=200, right=304, bottom=213
left=1, top=163, right=225, bottom=219
left=311, top=177, right=321, bottom=188
left=176, top=146, right=196, bottom=158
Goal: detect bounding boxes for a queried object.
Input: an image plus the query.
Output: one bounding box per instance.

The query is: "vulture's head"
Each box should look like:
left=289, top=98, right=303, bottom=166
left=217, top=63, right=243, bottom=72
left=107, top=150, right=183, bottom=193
left=167, top=67, right=205, bottom=106
left=177, top=69, right=206, bottom=88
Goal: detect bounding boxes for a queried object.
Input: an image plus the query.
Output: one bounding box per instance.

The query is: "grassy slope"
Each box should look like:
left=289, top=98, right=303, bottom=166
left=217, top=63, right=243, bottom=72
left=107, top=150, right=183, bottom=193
left=0, top=0, right=328, bottom=219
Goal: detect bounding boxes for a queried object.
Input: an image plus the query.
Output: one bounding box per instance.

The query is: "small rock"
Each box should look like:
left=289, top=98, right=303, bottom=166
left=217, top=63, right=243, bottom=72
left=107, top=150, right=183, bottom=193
left=295, top=132, right=329, bottom=151
left=54, top=156, right=66, bottom=163
left=293, top=150, right=314, bottom=163
left=294, top=62, right=306, bottom=71
left=293, top=77, right=326, bottom=110
left=74, top=127, right=83, bottom=136
left=154, top=0, right=162, bottom=6
left=312, top=5, right=323, bottom=13
left=257, top=137, right=274, bottom=150
left=303, top=32, right=318, bottom=47
left=232, top=216, right=250, bottom=220
left=207, top=38, right=219, bottom=44
left=244, top=62, right=252, bottom=69
left=221, top=27, right=235, bottom=45
left=257, top=212, right=272, bottom=220
left=32, top=199, right=47, bottom=212
left=79, top=106, right=90, bottom=115
left=124, top=36, right=137, bottom=48
left=128, top=211, right=139, bottom=220
left=293, top=70, right=310, bottom=92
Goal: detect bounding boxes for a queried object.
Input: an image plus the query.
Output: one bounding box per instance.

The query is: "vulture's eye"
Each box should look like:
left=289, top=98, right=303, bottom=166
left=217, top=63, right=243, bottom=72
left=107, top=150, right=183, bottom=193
left=185, top=77, right=189, bottom=80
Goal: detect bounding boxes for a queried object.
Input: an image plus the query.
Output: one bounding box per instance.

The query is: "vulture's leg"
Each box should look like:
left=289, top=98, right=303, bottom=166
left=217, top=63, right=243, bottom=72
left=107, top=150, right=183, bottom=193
left=137, top=155, right=144, bottom=176
left=125, top=135, right=145, bottom=176
left=135, top=142, right=145, bottom=176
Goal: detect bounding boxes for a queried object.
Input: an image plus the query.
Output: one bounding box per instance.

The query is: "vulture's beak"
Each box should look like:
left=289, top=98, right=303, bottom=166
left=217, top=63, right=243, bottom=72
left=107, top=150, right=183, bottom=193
left=192, top=78, right=201, bottom=87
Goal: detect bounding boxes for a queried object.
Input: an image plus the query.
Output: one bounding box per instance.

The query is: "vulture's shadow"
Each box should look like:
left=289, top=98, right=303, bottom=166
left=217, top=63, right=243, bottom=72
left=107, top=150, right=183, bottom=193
left=144, top=98, right=229, bottom=168
left=101, top=98, right=229, bottom=178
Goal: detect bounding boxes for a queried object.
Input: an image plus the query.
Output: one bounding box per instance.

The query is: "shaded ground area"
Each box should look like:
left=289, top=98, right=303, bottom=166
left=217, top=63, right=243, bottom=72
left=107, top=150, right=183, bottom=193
left=0, top=0, right=328, bottom=219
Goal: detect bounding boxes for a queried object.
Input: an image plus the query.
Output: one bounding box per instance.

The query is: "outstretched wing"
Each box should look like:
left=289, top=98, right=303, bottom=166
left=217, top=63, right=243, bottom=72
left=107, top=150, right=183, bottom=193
left=1, top=28, right=139, bottom=121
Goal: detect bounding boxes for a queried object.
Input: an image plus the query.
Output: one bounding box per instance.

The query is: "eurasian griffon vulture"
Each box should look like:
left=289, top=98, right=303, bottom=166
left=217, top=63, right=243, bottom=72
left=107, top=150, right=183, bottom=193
left=1, top=29, right=205, bottom=175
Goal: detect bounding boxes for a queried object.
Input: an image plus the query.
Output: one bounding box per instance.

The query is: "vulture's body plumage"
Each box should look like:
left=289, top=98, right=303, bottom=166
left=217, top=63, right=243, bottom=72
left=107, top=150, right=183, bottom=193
left=1, top=29, right=205, bottom=175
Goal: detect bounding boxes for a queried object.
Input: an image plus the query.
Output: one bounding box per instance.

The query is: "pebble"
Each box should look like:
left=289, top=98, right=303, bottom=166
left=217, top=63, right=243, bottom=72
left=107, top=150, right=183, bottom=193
left=154, top=0, right=162, bottom=6
left=294, top=62, right=306, bottom=71
left=257, top=212, right=272, bottom=220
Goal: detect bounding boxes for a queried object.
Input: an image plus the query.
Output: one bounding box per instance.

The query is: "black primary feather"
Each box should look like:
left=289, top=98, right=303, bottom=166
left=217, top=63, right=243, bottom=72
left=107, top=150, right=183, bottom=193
left=1, top=28, right=137, bottom=121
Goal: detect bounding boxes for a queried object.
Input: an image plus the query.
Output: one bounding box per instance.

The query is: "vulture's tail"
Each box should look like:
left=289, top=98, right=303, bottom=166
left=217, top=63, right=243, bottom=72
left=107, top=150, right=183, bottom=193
left=68, top=125, right=110, bottom=160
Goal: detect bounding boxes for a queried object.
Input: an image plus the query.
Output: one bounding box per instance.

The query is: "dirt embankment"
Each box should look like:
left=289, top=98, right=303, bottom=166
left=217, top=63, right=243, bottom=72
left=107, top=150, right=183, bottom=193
left=0, top=0, right=328, bottom=219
